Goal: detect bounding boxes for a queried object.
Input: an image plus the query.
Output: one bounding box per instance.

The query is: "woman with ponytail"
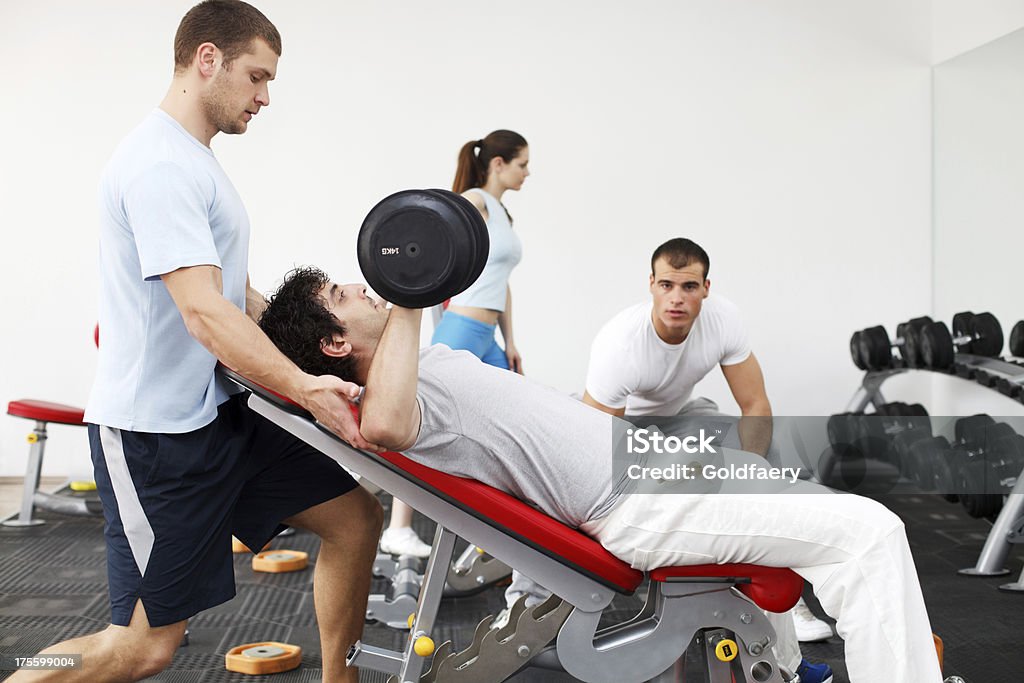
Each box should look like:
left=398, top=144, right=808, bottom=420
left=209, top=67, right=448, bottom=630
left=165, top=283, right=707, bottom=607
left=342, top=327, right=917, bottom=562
left=378, top=130, right=529, bottom=558
left=434, top=129, right=529, bottom=371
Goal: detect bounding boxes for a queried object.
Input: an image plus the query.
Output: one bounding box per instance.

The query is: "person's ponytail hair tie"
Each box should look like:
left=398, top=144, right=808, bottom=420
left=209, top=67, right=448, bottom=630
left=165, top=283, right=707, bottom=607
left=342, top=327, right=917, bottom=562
left=453, top=129, right=528, bottom=194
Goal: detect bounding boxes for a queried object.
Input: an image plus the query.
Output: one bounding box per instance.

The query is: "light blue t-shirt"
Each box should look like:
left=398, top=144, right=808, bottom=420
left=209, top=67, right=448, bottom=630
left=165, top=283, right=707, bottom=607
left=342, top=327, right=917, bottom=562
left=85, top=109, right=249, bottom=433
left=448, top=188, right=522, bottom=311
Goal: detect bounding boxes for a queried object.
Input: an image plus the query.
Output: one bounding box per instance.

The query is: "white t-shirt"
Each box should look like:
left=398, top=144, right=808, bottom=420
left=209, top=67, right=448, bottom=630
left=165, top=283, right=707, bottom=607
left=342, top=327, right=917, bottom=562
left=585, top=297, right=751, bottom=416
left=85, top=109, right=249, bottom=433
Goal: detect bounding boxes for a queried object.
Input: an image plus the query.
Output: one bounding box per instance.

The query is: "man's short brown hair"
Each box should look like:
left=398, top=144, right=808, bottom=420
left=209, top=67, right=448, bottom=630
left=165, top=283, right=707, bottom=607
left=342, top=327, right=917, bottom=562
left=173, top=0, right=281, bottom=73
left=651, top=238, right=710, bottom=280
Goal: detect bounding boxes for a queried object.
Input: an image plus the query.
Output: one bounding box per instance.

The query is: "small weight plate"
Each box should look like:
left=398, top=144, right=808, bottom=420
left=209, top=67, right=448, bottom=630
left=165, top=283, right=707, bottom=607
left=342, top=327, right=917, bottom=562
left=954, top=414, right=994, bottom=445
left=921, top=322, right=954, bottom=369
left=849, top=331, right=867, bottom=371
left=903, top=316, right=932, bottom=367
left=969, top=312, right=1003, bottom=358
left=1010, top=320, right=1024, bottom=358
left=253, top=549, right=309, bottom=573
left=242, top=645, right=287, bottom=658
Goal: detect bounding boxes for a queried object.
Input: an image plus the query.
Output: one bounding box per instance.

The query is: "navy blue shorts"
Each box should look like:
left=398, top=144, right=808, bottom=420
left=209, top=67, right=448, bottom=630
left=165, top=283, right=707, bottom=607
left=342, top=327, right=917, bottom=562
left=88, top=394, right=358, bottom=627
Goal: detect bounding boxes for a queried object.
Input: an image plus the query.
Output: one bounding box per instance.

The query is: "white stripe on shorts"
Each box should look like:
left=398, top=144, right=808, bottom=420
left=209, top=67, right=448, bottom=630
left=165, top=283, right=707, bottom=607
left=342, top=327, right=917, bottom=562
left=100, top=426, right=154, bottom=576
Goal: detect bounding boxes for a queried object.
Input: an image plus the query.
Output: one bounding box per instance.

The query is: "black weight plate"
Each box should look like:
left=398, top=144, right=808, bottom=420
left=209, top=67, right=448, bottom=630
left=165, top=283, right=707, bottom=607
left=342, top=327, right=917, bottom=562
left=431, top=190, right=489, bottom=294
left=930, top=447, right=956, bottom=493
left=357, top=189, right=476, bottom=308
left=1010, top=321, right=1024, bottom=358
left=892, top=428, right=933, bottom=477
left=969, top=312, right=1003, bottom=358
left=902, top=316, right=932, bottom=368
left=905, top=325, right=929, bottom=368
left=826, top=413, right=858, bottom=446
left=417, top=189, right=483, bottom=296
left=859, top=326, right=891, bottom=371
left=921, top=321, right=954, bottom=369
left=951, top=311, right=975, bottom=353
left=954, top=414, right=994, bottom=445
left=904, top=403, right=928, bottom=417
left=849, top=331, right=867, bottom=371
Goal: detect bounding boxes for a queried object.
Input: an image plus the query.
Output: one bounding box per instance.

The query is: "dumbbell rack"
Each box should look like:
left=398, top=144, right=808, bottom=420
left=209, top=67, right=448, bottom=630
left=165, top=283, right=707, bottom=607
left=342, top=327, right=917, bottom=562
left=845, top=357, right=1024, bottom=592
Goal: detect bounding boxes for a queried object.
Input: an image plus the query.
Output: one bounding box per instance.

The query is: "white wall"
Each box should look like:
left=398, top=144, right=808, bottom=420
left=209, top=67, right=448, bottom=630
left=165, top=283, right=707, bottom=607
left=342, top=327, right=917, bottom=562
left=930, top=8, right=1024, bottom=419
left=0, top=0, right=934, bottom=477
left=932, top=0, right=1024, bottom=64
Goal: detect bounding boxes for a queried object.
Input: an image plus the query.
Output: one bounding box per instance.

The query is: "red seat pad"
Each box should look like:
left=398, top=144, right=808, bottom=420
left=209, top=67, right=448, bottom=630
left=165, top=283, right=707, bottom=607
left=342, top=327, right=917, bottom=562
left=7, top=399, right=86, bottom=426
left=650, top=564, right=804, bottom=613
left=376, top=449, right=645, bottom=593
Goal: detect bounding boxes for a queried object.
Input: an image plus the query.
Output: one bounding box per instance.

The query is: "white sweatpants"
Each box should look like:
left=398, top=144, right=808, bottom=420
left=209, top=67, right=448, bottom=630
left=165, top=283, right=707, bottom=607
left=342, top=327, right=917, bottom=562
left=580, top=481, right=942, bottom=683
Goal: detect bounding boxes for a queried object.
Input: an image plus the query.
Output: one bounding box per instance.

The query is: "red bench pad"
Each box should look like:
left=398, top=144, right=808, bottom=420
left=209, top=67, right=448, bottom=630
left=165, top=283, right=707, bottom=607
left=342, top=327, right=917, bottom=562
left=8, top=400, right=86, bottom=425
left=651, top=564, right=804, bottom=613
left=218, top=366, right=803, bottom=605
left=376, top=449, right=645, bottom=593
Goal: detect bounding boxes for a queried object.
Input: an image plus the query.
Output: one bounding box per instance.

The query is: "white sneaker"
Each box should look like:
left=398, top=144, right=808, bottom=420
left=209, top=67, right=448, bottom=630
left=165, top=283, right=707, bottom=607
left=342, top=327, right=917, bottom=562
left=792, top=597, right=833, bottom=642
left=378, top=527, right=431, bottom=558
left=489, top=607, right=512, bottom=631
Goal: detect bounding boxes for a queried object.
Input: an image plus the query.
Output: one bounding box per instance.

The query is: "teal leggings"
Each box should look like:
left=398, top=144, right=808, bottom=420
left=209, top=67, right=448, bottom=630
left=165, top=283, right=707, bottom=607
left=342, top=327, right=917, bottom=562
left=431, top=310, right=509, bottom=370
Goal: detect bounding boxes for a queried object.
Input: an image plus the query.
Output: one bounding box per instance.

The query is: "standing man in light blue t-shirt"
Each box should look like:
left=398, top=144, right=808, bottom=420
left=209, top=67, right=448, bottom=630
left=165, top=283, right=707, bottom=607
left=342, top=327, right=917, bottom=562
left=9, top=3, right=382, bottom=683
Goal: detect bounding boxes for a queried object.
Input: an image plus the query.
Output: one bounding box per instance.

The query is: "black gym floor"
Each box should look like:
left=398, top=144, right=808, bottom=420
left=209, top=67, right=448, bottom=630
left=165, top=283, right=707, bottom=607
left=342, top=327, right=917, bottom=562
left=0, top=493, right=1020, bottom=682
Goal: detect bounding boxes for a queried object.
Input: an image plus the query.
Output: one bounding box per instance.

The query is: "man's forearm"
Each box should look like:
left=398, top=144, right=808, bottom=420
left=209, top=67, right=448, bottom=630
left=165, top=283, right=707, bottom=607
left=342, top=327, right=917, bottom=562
left=361, top=307, right=422, bottom=443
left=738, top=402, right=772, bottom=456
left=181, top=293, right=308, bottom=398
left=246, top=284, right=268, bottom=322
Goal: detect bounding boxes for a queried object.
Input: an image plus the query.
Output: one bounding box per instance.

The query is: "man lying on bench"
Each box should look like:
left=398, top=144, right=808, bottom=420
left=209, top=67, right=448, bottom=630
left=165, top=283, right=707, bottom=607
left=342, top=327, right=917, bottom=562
left=257, top=266, right=950, bottom=683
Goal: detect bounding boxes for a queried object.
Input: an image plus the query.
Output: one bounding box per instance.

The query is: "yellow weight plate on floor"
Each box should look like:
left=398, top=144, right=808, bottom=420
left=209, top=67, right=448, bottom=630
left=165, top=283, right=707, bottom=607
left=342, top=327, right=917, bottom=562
left=69, top=481, right=97, bottom=492
left=224, top=641, right=301, bottom=674
left=252, top=549, right=309, bottom=573
left=232, top=536, right=270, bottom=554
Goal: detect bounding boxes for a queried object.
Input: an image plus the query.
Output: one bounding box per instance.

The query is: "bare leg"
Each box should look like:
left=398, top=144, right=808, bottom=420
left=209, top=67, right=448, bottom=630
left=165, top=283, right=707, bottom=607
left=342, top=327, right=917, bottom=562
left=389, top=498, right=414, bottom=529
left=285, top=486, right=383, bottom=683
left=7, top=600, right=186, bottom=683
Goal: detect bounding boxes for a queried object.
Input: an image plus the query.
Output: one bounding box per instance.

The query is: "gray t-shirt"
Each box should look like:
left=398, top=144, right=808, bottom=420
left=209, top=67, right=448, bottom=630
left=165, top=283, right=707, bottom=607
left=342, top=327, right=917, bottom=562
left=406, top=345, right=621, bottom=528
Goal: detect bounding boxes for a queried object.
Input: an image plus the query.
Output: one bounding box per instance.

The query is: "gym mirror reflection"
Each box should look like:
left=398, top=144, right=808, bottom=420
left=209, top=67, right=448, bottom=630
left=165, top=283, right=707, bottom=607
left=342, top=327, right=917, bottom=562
left=933, top=27, right=1024, bottom=329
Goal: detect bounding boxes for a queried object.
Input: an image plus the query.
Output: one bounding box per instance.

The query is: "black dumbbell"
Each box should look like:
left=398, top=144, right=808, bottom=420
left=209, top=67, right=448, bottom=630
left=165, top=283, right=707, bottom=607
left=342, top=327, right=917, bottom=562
left=916, top=415, right=996, bottom=498
left=357, top=189, right=489, bottom=308
left=920, top=312, right=1004, bottom=370
left=987, top=433, right=1024, bottom=492
left=959, top=433, right=1017, bottom=520
left=934, top=419, right=1015, bottom=517
left=831, top=403, right=930, bottom=469
left=850, top=317, right=933, bottom=371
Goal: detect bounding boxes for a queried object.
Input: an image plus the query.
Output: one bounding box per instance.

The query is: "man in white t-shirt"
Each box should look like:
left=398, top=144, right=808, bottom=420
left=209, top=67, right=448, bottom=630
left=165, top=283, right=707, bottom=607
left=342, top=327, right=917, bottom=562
left=582, top=238, right=833, bottom=683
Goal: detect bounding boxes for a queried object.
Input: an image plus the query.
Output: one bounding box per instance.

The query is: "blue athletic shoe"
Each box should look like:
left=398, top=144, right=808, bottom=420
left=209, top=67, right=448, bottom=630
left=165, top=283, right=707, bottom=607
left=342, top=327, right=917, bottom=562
left=796, top=658, right=834, bottom=683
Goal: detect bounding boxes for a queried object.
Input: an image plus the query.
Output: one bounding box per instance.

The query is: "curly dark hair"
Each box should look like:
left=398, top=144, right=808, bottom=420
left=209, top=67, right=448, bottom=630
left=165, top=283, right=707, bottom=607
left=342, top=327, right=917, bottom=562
left=258, top=266, right=358, bottom=382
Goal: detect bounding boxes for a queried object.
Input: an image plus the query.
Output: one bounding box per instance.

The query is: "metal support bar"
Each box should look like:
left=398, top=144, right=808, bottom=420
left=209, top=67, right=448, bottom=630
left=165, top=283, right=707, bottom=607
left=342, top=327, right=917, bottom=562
left=396, top=525, right=458, bottom=683
left=959, top=477, right=1024, bottom=577
left=2, top=422, right=48, bottom=527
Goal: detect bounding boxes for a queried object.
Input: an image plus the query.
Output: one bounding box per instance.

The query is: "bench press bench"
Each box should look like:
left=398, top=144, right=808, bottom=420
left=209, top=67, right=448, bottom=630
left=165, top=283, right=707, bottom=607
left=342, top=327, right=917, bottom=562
left=221, top=367, right=804, bottom=683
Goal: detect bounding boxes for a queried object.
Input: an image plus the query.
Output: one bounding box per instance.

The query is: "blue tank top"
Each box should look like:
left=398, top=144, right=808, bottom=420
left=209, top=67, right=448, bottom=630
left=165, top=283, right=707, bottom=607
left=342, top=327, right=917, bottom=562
left=449, top=188, right=522, bottom=311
